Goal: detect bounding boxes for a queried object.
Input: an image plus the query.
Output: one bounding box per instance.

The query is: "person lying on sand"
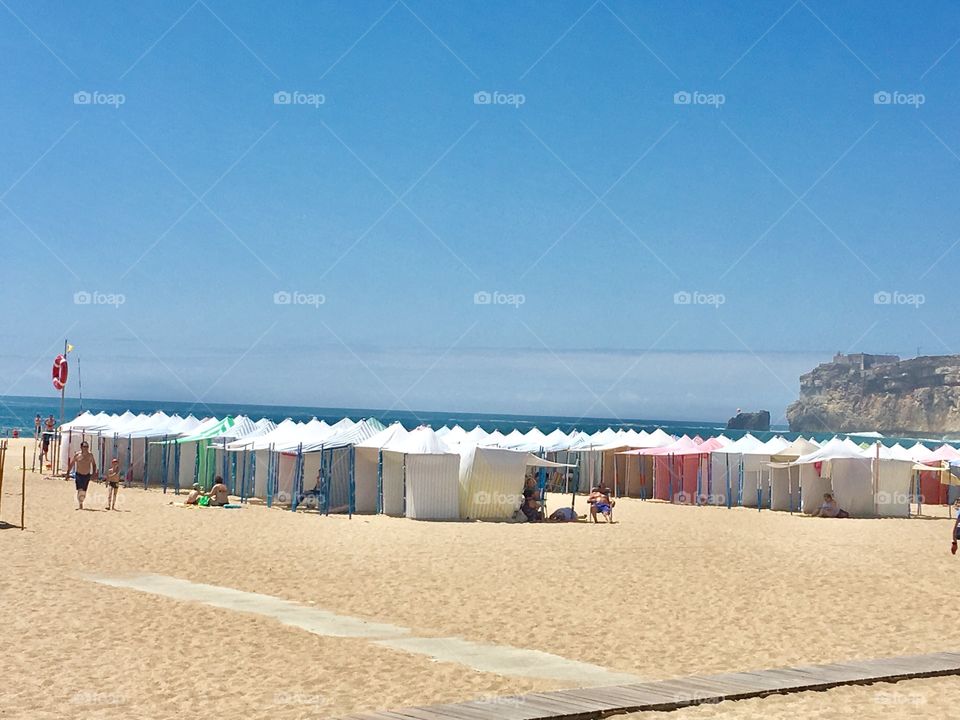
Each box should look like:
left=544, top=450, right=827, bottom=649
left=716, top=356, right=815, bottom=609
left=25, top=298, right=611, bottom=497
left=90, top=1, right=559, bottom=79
left=588, top=487, right=613, bottom=523
left=547, top=506, right=583, bottom=522
left=184, top=483, right=203, bottom=505
left=206, top=476, right=230, bottom=506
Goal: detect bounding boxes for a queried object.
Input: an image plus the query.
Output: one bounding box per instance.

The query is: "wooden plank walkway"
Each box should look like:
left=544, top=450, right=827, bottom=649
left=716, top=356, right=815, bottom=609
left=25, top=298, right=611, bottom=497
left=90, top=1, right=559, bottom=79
left=342, top=650, right=960, bottom=720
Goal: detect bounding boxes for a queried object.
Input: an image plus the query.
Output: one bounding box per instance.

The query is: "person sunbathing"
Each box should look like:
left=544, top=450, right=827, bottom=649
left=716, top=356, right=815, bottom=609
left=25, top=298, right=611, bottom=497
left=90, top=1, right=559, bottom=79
left=206, top=476, right=230, bottom=506
left=548, top=506, right=583, bottom=522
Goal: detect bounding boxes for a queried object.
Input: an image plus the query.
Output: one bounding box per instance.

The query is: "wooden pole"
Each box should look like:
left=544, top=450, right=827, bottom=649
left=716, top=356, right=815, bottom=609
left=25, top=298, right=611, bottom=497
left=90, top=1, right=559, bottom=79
left=21, top=446, right=26, bottom=529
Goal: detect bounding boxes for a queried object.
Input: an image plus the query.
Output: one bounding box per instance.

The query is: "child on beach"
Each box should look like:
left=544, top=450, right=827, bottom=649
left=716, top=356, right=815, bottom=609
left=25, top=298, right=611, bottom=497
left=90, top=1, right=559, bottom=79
left=104, top=458, right=121, bottom=511
left=184, top=483, right=202, bottom=505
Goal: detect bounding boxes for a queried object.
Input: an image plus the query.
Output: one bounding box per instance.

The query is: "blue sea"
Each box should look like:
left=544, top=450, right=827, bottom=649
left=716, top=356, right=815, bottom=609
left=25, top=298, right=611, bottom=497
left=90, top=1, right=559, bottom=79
left=0, top=394, right=776, bottom=439
left=0, top=394, right=945, bottom=447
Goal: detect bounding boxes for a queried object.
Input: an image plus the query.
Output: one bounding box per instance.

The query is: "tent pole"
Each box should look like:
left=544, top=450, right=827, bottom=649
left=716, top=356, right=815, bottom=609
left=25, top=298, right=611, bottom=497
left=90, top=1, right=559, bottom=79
left=348, top=445, right=355, bottom=519
left=377, top=449, right=383, bottom=514
left=725, top=454, right=731, bottom=509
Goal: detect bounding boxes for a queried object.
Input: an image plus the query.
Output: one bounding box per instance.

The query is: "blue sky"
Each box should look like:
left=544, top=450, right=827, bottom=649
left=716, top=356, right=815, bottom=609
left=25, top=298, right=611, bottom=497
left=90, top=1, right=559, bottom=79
left=2, top=0, right=959, bottom=423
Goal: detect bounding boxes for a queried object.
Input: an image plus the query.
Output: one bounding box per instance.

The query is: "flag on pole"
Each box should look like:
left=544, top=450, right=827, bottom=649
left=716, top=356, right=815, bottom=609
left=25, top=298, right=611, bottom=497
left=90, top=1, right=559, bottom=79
left=66, top=344, right=74, bottom=353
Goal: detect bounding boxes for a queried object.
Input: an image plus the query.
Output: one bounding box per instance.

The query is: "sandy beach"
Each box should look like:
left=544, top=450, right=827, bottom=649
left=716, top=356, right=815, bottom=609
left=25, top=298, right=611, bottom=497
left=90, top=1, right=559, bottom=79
left=2, top=436, right=960, bottom=719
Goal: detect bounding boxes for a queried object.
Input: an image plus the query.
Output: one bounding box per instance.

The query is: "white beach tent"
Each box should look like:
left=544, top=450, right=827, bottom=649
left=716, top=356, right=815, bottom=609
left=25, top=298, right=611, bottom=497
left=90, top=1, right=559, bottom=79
left=709, top=434, right=770, bottom=507
left=793, top=439, right=875, bottom=516
left=273, top=419, right=343, bottom=505
left=354, top=423, right=409, bottom=513
left=458, top=444, right=575, bottom=520
left=292, top=419, right=385, bottom=514
left=379, top=427, right=460, bottom=520
left=767, top=437, right=821, bottom=512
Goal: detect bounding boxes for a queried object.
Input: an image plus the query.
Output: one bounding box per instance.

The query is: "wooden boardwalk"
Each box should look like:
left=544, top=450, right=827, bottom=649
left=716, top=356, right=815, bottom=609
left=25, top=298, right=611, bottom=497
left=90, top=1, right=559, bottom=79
left=343, top=650, right=960, bottom=720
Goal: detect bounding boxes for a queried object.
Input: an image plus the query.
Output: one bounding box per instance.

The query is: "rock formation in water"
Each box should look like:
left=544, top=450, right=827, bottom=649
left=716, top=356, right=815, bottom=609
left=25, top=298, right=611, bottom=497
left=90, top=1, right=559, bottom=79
left=726, top=410, right=770, bottom=431
left=786, top=353, right=960, bottom=435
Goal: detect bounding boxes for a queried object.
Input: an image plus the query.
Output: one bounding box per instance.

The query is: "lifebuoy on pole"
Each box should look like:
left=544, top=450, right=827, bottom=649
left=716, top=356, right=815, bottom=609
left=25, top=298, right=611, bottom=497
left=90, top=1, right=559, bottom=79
left=52, top=355, right=68, bottom=391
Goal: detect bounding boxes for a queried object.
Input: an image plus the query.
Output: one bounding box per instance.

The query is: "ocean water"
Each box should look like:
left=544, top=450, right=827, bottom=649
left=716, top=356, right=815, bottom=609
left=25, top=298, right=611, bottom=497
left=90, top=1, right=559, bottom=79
left=2, top=394, right=946, bottom=446
left=0, top=394, right=774, bottom=440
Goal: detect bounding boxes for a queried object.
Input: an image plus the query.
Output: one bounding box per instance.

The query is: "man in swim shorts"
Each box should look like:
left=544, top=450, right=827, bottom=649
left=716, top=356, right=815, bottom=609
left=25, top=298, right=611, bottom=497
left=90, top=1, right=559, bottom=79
left=588, top=487, right=614, bottom=523
left=66, top=441, right=98, bottom=510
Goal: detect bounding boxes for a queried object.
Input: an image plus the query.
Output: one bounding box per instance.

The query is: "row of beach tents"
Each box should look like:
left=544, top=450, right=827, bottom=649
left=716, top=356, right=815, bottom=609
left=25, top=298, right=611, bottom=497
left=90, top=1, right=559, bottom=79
left=53, top=411, right=960, bottom=519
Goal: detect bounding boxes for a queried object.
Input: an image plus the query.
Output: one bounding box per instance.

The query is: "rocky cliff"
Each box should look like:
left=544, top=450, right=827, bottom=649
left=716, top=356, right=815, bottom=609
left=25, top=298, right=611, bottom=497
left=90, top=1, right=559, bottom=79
left=786, top=354, right=960, bottom=435
left=726, top=411, right=770, bottom=431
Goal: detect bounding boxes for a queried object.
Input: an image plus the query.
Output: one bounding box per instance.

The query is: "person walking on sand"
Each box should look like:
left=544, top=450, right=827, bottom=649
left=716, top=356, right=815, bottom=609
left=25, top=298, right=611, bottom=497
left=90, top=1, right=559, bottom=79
left=104, top=458, right=122, bottom=511
left=951, top=499, right=960, bottom=555
left=34, top=414, right=41, bottom=436
left=66, top=441, right=97, bottom=510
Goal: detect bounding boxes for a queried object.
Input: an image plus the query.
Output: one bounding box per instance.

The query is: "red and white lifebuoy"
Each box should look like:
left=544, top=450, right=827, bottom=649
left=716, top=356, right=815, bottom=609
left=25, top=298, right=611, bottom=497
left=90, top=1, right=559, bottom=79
left=52, top=354, right=68, bottom=391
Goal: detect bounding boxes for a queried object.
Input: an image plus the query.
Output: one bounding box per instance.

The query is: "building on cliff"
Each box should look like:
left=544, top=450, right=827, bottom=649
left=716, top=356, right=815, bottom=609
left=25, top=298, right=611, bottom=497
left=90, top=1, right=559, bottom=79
left=787, top=354, right=960, bottom=435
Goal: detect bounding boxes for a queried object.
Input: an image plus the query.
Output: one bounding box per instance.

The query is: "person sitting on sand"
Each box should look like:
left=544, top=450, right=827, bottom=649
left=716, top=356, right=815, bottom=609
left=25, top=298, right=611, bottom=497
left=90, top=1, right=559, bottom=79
left=518, top=476, right=544, bottom=522
left=588, top=487, right=613, bottom=523
left=206, top=476, right=230, bottom=506
left=104, top=458, right=122, bottom=511
left=810, top=492, right=844, bottom=518
left=184, top=483, right=203, bottom=506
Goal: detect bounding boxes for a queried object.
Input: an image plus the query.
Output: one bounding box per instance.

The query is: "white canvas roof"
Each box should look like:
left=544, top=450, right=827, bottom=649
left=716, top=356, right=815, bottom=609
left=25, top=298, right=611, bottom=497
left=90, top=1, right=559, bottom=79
left=356, top=422, right=409, bottom=450
left=382, top=426, right=455, bottom=455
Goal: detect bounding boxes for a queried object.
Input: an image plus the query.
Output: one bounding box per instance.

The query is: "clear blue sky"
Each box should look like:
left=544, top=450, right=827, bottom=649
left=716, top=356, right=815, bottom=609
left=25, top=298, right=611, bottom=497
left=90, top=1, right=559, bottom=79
left=2, top=0, right=959, bottom=423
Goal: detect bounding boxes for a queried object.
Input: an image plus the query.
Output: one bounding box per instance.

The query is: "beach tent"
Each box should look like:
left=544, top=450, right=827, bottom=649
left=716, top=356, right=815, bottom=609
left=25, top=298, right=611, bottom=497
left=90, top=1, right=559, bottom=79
left=621, top=436, right=708, bottom=503
left=354, top=423, right=409, bottom=513
left=709, top=434, right=770, bottom=507
left=767, top=438, right=821, bottom=512
left=379, top=427, right=460, bottom=520
left=458, top=444, right=575, bottom=520
left=598, top=430, right=672, bottom=498
left=792, top=439, right=886, bottom=517
left=290, top=418, right=386, bottom=514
